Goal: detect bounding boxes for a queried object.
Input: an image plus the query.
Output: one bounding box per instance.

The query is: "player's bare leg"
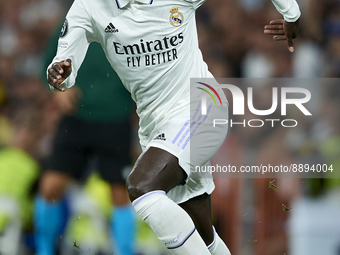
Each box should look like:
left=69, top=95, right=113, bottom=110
left=127, top=148, right=186, bottom=200
left=127, top=147, right=226, bottom=254
left=179, top=194, right=213, bottom=245
left=179, top=194, right=231, bottom=254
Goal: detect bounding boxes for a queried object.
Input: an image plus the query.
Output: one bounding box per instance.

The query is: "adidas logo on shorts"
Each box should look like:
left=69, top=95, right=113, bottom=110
left=153, top=133, right=166, bottom=141
left=105, top=22, right=119, bottom=33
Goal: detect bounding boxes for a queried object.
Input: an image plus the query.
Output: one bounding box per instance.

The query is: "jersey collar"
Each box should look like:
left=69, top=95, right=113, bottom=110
left=115, top=0, right=153, bottom=9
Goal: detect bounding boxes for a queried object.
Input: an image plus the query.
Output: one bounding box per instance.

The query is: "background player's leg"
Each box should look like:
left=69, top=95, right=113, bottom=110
left=96, top=119, right=136, bottom=255
left=39, top=171, right=71, bottom=201
left=179, top=194, right=231, bottom=255
left=35, top=171, right=70, bottom=255
left=127, top=147, right=211, bottom=254
left=110, top=183, right=135, bottom=255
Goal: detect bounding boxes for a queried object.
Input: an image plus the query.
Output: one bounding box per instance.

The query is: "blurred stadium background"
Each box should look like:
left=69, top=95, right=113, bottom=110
left=0, top=0, right=340, bottom=254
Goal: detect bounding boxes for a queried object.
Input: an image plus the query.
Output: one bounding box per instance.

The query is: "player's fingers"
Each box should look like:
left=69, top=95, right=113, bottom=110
left=264, top=30, right=285, bottom=35
left=273, top=35, right=287, bottom=41
left=270, top=19, right=284, bottom=25
left=47, top=77, right=65, bottom=92
left=264, top=25, right=283, bottom=30
left=47, top=67, right=65, bottom=92
left=52, top=62, right=64, bottom=74
left=59, top=59, right=72, bottom=69
left=47, top=76, right=54, bottom=85
left=48, top=68, right=62, bottom=81
left=287, top=37, right=294, bottom=52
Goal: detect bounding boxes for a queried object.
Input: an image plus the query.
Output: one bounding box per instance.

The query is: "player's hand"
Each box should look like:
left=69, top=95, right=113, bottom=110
left=47, top=59, right=72, bottom=92
left=264, top=19, right=299, bottom=52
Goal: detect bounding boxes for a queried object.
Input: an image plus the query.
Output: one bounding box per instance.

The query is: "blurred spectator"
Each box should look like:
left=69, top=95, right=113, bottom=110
left=0, top=82, right=11, bottom=148
left=0, top=80, right=59, bottom=255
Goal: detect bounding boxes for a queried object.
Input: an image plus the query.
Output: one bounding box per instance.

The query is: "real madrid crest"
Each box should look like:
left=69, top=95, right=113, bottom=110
left=169, top=7, right=183, bottom=27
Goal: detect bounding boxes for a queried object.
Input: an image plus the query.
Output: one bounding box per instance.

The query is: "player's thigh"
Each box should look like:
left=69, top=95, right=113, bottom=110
left=126, top=147, right=186, bottom=201
left=179, top=193, right=214, bottom=245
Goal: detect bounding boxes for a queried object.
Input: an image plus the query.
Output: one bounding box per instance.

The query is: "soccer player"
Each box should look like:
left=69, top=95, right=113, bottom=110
left=47, top=0, right=300, bottom=254
left=35, top=20, right=135, bottom=255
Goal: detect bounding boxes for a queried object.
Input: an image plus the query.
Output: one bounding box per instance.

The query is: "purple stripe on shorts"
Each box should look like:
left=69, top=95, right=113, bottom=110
left=181, top=103, right=213, bottom=150
left=172, top=102, right=201, bottom=144
left=172, top=120, right=190, bottom=144
left=177, top=113, right=203, bottom=147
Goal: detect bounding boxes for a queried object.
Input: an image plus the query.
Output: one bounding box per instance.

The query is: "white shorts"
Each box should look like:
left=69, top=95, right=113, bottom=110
left=141, top=98, right=229, bottom=204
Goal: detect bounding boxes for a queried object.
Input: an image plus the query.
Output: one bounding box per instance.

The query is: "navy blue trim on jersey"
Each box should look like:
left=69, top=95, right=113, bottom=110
left=116, top=0, right=153, bottom=9
left=115, top=0, right=121, bottom=8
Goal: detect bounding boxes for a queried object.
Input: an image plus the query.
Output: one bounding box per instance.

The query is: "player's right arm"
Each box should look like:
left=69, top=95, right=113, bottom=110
left=265, top=0, right=300, bottom=52
left=47, top=0, right=97, bottom=92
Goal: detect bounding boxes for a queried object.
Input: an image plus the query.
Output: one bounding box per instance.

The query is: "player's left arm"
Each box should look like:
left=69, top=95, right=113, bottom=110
left=47, top=0, right=97, bottom=92
left=264, top=0, right=301, bottom=52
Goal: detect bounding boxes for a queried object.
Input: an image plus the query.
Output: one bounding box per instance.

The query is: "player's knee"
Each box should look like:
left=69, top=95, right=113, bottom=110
left=126, top=177, right=142, bottom=202
left=126, top=175, right=153, bottom=202
left=40, top=185, right=63, bottom=201
left=39, top=171, right=70, bottom=201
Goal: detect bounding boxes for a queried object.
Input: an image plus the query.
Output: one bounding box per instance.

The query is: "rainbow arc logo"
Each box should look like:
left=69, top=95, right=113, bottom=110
left=196, top=82, right=222, bottom=115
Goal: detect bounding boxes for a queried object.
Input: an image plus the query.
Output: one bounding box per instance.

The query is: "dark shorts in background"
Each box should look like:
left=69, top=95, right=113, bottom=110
left=44, top=116, right=132, bottom=184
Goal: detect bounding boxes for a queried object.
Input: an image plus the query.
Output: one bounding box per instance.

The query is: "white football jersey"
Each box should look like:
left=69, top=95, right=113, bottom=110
left=51, top=0, right=213, bottom=145
left=50, top=0, right=300, bottom=145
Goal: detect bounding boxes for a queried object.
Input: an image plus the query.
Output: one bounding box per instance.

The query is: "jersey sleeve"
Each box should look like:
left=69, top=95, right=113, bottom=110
left=271, top=0, right=301, bottom=22
left=48, top=0, right=97, bottom=92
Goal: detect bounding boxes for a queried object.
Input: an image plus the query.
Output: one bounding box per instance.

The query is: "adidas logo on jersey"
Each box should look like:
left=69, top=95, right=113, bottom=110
left=105, top=23, right=119, bottom=33
left=153, top=133, right=166, bottom=141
